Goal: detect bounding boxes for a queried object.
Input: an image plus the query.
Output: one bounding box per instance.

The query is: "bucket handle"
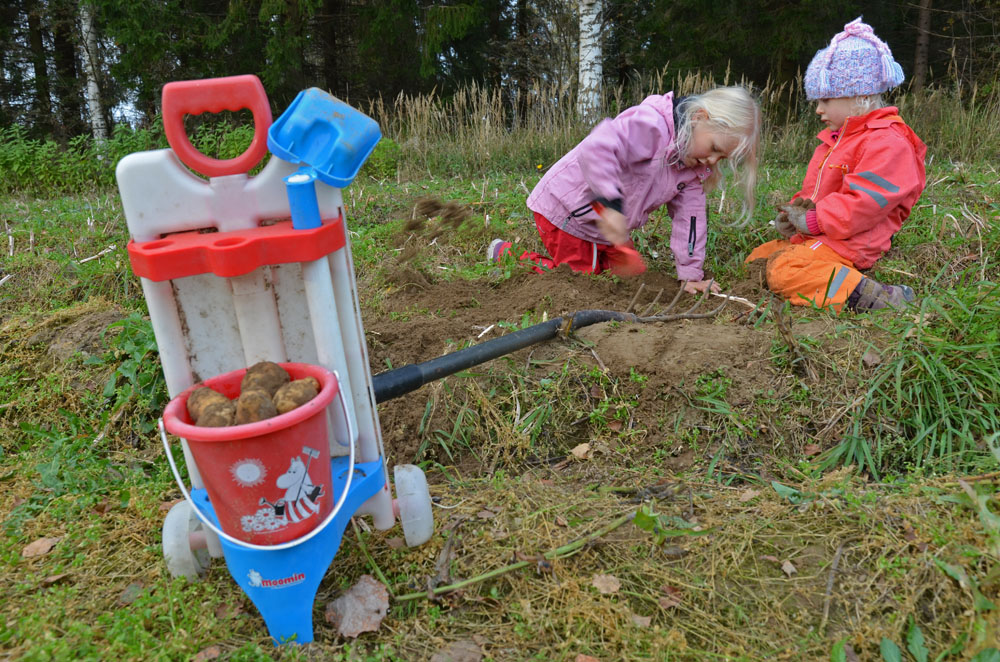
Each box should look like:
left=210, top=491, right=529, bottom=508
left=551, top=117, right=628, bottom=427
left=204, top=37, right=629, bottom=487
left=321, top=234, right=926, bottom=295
left=159, top=371, right=356, bottom=551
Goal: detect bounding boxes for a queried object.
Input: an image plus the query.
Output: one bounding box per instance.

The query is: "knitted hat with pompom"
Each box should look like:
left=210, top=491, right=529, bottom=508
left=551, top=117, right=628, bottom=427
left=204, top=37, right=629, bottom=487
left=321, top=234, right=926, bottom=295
left=804, top=17, right=905, bottom=100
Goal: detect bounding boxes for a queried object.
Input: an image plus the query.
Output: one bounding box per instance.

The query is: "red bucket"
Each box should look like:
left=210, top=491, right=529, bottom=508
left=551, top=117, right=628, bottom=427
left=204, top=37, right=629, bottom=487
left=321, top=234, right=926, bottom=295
left=163, top=363, right=338, bottom=545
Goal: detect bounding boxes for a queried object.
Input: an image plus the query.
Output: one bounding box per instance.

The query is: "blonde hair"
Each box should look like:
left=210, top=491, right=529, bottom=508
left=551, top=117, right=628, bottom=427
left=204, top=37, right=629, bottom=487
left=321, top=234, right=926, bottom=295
left=673, top=86, right=761, bottom=225
left=851, top=93, right=885, bottom=114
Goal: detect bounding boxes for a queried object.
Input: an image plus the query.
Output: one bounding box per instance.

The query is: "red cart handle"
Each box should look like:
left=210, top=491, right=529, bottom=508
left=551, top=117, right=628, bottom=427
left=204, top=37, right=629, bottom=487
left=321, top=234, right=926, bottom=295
left=161, top=74, right=272, bottom=178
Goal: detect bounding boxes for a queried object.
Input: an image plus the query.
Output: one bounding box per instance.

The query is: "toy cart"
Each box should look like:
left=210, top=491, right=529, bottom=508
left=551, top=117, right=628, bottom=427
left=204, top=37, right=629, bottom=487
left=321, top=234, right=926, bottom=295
left=116, top=75, right=433, bottom=644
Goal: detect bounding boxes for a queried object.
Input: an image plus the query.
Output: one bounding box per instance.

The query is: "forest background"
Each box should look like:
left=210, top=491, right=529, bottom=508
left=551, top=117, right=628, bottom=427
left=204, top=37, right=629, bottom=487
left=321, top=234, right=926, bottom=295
left=3, top=0, right=1000, bottom=144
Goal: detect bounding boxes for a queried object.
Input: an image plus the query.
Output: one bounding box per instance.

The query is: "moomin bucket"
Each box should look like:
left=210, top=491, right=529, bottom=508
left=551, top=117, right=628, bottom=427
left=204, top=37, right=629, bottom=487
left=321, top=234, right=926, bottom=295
left=163, top=363, right=338, bottom=545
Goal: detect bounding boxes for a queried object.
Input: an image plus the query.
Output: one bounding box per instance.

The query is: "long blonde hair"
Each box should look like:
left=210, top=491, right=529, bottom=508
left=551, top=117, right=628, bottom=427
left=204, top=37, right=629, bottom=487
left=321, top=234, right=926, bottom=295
left=673, top=86, right=761, bottom=225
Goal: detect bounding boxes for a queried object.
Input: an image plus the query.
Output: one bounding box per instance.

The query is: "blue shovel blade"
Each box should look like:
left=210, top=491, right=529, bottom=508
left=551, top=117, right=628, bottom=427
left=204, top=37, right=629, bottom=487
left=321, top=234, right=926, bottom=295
left=267, top=88, right=381, bottom=189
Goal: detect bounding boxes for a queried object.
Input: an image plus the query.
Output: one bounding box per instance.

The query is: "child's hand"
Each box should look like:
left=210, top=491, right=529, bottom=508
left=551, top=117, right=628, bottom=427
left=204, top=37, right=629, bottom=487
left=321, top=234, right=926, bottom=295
left=779, top=198, right=815, bottom=235
left=773, top=210, right=796, bottom=238
left=594, top=207, right=629, bottom=246
left=682, top=279, right=721, bottom=295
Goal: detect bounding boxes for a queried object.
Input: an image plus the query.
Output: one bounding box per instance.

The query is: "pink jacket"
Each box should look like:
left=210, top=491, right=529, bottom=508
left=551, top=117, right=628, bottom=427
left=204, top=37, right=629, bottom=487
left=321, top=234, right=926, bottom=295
left=527, top=93, right=713, bottom=281
left=789, top=107, right=927, bottom=269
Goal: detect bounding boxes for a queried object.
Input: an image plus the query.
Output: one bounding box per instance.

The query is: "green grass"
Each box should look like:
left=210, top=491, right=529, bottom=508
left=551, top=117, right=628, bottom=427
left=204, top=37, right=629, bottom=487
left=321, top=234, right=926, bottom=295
left=2, top=96, right=1000, bottom=659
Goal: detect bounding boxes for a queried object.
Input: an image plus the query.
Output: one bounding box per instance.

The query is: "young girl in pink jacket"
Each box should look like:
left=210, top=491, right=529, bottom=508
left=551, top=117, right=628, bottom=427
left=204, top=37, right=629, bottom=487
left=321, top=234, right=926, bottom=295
left=746, top=18, right=927, bottom=311
left=489, top=86, right=761, bottom=295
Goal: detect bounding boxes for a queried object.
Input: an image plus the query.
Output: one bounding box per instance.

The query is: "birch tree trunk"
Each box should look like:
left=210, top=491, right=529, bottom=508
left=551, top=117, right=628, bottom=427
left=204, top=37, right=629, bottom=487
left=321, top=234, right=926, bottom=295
left=577, top=0, right=602, bottom=123
left=912, top=0, right=932, bottom=89
left=78, top=1, right=108, bottom=142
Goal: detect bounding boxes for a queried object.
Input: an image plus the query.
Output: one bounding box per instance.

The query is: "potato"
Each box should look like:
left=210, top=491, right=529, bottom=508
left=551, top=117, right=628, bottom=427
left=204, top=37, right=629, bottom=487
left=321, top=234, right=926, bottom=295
left=273, top=377, right=320, bottom=414
left=236, top=388, right=278, bottom=424
left=187, top=387, right=229, bottom=422
left=197, top=400, right=236, bottom=427
left=240, top=361, right=290, bottom=397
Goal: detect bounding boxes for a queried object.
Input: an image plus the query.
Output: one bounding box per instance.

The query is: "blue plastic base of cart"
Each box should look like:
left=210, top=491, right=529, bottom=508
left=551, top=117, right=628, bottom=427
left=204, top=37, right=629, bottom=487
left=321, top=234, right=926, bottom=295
left=191, top=456, right=385, bottom=645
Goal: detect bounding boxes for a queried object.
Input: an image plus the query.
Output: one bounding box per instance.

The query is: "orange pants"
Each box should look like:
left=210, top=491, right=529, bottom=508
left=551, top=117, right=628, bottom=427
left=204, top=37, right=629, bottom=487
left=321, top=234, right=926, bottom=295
left=745, top=239, right=864, bottom=310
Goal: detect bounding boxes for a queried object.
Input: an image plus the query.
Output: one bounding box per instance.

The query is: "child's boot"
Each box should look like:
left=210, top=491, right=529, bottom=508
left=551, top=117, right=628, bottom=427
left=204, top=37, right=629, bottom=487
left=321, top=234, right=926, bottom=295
left=487, top=239, right=512, bottom=263
left=846, top=277, right=915, bottom=311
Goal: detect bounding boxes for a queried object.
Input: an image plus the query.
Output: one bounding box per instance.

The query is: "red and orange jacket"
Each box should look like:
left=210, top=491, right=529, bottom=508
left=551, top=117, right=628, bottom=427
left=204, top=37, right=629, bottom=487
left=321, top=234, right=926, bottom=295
left=788, top=107, right=926, bottom=269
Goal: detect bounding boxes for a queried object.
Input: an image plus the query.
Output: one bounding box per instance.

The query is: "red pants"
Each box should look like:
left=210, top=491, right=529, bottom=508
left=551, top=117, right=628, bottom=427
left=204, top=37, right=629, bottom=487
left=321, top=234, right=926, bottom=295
left=509, top=212, right=646, bottom=277
left=745, top=239, right=864, bottom=310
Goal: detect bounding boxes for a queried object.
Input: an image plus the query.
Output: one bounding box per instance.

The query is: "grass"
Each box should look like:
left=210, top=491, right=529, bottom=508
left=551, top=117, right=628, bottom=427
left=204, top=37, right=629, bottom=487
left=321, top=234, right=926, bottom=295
left=2, top=80, right=1000, bottom=659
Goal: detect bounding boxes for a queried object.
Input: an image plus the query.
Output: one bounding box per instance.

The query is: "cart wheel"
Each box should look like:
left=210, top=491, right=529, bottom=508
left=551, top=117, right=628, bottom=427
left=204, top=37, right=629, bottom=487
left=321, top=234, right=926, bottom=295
left=162, top=501, right=211, bottom=580
left=393, top=464, right=434, bottom=547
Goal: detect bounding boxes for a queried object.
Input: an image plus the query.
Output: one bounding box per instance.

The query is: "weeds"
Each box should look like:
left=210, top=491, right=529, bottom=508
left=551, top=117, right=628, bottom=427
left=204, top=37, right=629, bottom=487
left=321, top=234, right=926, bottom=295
left=822, top=283, right=1000, bottom=476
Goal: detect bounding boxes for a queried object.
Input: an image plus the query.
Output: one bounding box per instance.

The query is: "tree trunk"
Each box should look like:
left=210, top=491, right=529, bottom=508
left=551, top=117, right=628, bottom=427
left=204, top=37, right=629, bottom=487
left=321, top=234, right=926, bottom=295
left=577, top=0, right=602, bottom=123
left=27, top=1, right=53, bottom=132
left=52, top=1, right=83, bottom=139
left=78, top=0, right=107, bottom=141
left=912, top=0, right=932, bottom=89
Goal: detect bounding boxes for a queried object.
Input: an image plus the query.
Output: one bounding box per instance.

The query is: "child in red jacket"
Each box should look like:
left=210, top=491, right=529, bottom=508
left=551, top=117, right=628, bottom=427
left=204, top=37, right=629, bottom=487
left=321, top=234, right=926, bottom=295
left=747, top=18, right=926, bottom=311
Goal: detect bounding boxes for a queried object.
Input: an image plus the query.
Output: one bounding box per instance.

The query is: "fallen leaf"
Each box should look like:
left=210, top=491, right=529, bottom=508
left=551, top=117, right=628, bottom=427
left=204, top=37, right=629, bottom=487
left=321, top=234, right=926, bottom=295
left=12, top=497, right=26, bottom=509
left=93, top=500, right=111, bottom=515
left=570, top=443, right=592, bottom=460
left=607, top=420, right=622, bottom=432
left=22, top=536, right=60, bottom=559
left=429, top=639, right=482, bottom=662
left=590, top=385, right=603, bottom=399
left=862, top=349, right=882, bottom=368
left=192, top=646, right=221, bottom=662
left=803, top=444, right=821, bottom=457
left=538, top=479, right=554, bottom=487
left=781, top=560, right=797, bottom=577
left=324, top=575, right=389, bottom=638
left=386, top=537, right=406, bottom=550
left=575, top=655, right=600, bottom=662
left=555, top=515, right=568, bottom=527
left=40, top=573, right=70, bottom=587
left=844, top=643, right=860, bottom=662
left=739, top=489, right=760, bottom=502
left=591, top=574, right=621, bottom=594
left=214, top=602, right=243, bottom=619
left=903, top=523, right=917, bottom=542
left=630, top=613, right=652, bottom=628
left=659, top=585, right=682, bottom=608
left=760, top=555, right=780, bottom=564
left=118, top=582, right=145, bottom=605
left=476, top=509, right=496, bottom=520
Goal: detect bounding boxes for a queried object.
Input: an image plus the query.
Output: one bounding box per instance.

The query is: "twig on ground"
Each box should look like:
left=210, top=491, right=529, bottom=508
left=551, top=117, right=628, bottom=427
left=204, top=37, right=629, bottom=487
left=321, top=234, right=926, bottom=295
left=820, top=542, right=846, bottom=635
left=78, top=244, right=117, bottom=264
left=394, top=510, right=636, bottom=602
left=0, top=274, right=12, bottom=287
left=590, top=348, right=608, bottom=373
left=709, top=291, right=756, bottom=309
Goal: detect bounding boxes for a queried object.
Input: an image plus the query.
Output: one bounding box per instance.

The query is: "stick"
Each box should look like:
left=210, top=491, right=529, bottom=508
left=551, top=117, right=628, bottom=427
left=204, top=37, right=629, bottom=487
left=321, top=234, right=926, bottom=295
left=820, top=542, right=845, bottom=635
left=394, top=510, right=636, bottom=602
left=709, top=291, right=757, bottom=309
left=0, top=274, right=12, bottom=287
left=590, top=348, right=608, bottom=373
left=78, top=244, right=116, bottom=264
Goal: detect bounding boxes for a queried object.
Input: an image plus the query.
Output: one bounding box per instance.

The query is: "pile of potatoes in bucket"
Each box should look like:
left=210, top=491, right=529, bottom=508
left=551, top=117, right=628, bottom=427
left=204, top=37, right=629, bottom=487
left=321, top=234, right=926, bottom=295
left=187, top=362, right=320, bottom=427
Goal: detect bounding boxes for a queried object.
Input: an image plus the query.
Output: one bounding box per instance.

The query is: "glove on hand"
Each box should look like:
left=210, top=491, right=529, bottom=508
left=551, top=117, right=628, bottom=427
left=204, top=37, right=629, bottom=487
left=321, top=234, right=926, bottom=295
left=777, top=198, right=815, bottom=235
left=773, top=210, right=796, bottom=238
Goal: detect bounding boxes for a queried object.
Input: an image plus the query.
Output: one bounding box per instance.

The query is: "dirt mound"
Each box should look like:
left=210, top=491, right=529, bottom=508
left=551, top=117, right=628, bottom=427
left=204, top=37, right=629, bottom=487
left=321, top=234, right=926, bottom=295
left=366, top=263, right=785, bottom=467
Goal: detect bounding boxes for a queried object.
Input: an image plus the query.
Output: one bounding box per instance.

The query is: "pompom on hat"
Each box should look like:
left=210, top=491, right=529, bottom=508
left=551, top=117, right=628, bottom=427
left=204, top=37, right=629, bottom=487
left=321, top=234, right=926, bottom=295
left=804, top=17, right=905, bottom=100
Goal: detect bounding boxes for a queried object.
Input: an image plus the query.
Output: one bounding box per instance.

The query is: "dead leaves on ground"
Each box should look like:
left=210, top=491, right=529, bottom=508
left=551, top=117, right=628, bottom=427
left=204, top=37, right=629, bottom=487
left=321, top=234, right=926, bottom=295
left=22, top=536, right=61, bottom=559
left=325, top=574, right=390, bottom=638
